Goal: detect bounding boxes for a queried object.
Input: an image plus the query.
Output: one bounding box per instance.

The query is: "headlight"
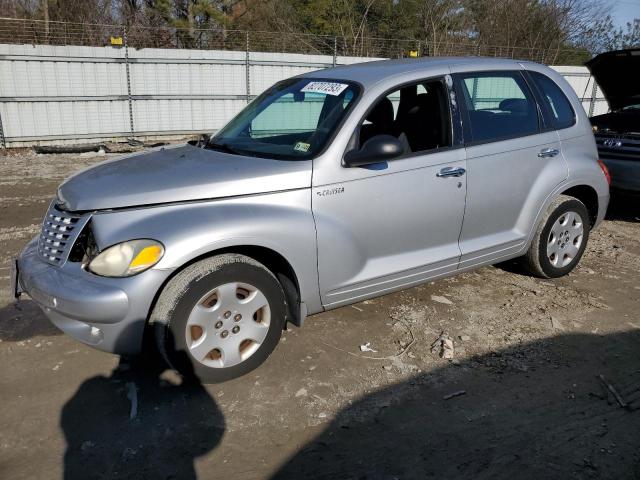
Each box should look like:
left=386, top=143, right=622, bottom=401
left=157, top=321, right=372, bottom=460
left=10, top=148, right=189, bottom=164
left=88, top=239, right=164, bottom=277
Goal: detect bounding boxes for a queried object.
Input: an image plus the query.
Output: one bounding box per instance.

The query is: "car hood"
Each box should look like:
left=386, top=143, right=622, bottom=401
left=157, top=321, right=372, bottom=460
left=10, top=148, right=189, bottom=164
left=590, top=110, right=640, bottom=136
left=586, top=49, right=640, bottom=111
left=58, top=144, right=312, bottom=211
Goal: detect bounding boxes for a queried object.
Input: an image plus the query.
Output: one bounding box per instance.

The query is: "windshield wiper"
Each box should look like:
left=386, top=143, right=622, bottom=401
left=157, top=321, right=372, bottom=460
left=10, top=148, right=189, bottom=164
left=206, top=141, right=243, bottom=155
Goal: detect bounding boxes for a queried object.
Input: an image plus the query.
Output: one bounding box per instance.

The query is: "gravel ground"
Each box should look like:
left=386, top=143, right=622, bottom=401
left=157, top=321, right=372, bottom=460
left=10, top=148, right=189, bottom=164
left=0, top=148, right=639, bottom=480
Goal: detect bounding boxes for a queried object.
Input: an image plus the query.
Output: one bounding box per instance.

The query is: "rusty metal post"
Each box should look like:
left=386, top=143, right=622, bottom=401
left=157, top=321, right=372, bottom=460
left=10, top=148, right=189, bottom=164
left=124, top=25, right=135, bottom=138
left=245, top=31, right=251, bottom=103
left=0, top=110, right=6, bottom=148
left=589, top=80, right=598, bottom=117
left=333, top=36, right=337, bottom=66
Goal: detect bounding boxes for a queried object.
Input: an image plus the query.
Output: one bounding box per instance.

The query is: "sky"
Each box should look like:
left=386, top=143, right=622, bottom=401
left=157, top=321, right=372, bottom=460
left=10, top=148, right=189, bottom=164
left=611, top=0, right=640, bottom=28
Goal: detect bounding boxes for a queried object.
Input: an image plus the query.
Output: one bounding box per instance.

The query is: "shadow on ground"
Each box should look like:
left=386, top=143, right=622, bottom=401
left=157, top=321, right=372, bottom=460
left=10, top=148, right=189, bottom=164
left=0, top=299, right=61, bottom=341
left=273, top=330, right=640, bottom=480
left=606, top=192, right=640, bottom=223
left=55, top=330, right=640, bottom=479
left=60, top=350, right=224, bottom=480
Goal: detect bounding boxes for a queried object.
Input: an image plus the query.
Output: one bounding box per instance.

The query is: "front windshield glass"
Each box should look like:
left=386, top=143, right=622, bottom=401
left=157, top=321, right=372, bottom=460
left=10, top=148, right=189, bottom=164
left=209, top=78, right=360, bottom=160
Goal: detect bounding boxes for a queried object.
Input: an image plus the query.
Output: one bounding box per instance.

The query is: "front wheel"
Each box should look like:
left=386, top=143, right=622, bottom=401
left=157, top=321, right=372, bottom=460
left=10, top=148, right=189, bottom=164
left=151, top=254, right=287, bottom=383
left=523, top=195, right=590, bottom=278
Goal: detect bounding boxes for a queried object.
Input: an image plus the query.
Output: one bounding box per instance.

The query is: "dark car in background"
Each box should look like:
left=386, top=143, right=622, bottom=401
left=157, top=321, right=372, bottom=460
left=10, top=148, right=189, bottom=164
left=587, top=49, right=640, bottom=194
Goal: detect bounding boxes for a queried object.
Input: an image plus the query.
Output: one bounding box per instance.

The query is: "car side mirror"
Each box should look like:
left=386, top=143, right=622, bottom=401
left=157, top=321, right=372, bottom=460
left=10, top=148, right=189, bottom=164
left=198, top=133, right=211, bottom=148
left=343, top=134, right=404, bottom=167
left=187, top=133, right=211, bottom=148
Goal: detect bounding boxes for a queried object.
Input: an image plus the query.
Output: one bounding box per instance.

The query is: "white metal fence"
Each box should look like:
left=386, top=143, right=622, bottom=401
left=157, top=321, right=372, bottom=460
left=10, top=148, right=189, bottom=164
left=0, top=44, right=607, bottom=148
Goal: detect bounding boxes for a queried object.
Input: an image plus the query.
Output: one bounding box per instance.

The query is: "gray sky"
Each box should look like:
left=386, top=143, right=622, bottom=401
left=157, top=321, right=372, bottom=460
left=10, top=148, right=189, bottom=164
left=611, top=0, right=640, bottom=28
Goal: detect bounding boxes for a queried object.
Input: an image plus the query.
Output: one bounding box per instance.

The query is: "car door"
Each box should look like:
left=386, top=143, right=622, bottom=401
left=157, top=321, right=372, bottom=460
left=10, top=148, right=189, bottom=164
left=313, top=77, right=468, bottom=309
left=452, top=69, right=568, bottom=269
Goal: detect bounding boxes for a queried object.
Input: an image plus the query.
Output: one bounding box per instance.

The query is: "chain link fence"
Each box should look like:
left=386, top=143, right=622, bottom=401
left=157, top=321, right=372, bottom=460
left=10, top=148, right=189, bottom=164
left=0, top=17, right=602, bottom=147
left=0, top=17, right=592, bottom=62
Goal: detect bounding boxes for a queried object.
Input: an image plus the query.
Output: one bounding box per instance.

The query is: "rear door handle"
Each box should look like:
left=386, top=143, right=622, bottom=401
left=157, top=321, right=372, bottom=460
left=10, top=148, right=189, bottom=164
left=436, top=167, right=466, bottom=178
left=538, top=148, right=559, bottom=158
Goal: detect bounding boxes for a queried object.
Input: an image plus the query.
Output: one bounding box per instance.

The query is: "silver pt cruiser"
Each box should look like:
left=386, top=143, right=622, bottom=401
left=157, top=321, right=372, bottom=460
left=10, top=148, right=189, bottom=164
left=14, top=58, right=610, bottom=382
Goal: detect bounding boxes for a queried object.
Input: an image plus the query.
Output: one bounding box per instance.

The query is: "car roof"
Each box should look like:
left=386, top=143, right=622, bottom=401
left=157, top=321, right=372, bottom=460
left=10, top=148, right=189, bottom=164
left=299, top=56, right=529, bottom=88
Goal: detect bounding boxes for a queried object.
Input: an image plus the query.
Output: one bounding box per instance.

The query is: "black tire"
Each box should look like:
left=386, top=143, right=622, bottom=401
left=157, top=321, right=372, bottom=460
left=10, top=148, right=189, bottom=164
left=151, top=254, right=287, bottom=383
left=523, top=194, right=590, bottom=278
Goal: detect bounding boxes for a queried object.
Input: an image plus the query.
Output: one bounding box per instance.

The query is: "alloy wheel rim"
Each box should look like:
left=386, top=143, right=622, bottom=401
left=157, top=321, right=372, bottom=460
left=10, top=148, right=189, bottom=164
left=546, top=210, right=584, bottom=268
left=185, top=282, right=271, bottom=368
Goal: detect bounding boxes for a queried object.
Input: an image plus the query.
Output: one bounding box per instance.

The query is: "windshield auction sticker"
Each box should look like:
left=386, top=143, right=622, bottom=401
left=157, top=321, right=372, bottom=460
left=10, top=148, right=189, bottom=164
left=301, top=81, right=349, bottom=96
left=294, top=142, right=311, bottom=152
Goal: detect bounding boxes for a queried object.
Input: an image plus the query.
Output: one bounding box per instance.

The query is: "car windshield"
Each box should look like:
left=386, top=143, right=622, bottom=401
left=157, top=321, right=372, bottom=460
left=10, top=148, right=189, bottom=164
left=209, top=78, right=360, bottom=160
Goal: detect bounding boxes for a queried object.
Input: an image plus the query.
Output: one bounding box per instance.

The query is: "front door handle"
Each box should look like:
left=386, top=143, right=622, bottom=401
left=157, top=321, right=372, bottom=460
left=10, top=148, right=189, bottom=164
left=436, top=167, right=466, bottom=178
left=538, top=148, right=559, bottom=158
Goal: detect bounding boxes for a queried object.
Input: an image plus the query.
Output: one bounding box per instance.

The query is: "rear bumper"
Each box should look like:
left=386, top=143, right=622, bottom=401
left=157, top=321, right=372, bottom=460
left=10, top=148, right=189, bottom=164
left=17, top=238, right=172, bottom=355
left=600, top=158, right=640, bottom=193
left=595, top=192, right=609, bottom=229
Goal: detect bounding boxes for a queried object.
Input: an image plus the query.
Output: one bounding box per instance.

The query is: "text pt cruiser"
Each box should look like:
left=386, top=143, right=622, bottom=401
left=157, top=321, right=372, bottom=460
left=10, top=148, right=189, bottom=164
left=14, top=58, right=610, bottom=382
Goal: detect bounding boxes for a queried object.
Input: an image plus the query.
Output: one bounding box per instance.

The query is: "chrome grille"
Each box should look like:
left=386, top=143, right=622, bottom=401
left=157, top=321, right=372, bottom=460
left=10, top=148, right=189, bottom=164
left=595, top=134, right=640, bottom=161
left=38, top=202, right=90, bottom=266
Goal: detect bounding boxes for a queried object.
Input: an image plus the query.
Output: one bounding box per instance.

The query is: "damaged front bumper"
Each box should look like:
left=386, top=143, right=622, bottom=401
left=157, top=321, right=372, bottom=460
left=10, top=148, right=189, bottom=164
left=15, top=238, right=172, bottom=355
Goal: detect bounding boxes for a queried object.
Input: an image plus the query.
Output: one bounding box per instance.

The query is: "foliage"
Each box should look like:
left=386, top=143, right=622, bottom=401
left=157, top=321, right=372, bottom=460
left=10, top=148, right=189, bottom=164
left=1, top=0, right=638, bottom=63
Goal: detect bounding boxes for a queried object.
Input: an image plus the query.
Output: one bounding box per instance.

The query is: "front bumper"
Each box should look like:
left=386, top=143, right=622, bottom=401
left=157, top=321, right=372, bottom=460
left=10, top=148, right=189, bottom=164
left=16, top=238, right=172, bottom=355
left=600, top=158, right=640, bottom=193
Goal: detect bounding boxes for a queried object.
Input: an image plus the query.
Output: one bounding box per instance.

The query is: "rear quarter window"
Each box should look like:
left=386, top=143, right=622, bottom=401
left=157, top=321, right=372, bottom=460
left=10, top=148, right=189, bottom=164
left=529, top=71, right=576, bottom=130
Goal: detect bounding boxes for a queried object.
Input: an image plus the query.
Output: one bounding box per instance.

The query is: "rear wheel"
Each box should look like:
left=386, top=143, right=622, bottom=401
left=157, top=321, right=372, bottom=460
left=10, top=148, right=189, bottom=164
left=151, top=254, right=287, bottom=383
left=523, top=195, right=590, bottom=278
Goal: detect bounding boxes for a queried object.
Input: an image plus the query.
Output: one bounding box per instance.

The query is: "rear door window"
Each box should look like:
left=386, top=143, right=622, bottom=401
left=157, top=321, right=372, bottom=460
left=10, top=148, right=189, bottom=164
left=457, top=72, right=539, bottom=143
left=528, top=71, right=576, bottom=130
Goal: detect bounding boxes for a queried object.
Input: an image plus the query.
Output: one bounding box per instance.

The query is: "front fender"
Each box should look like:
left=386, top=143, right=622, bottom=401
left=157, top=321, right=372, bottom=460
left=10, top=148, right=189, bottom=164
left=90, top=189, right=322, bottom=314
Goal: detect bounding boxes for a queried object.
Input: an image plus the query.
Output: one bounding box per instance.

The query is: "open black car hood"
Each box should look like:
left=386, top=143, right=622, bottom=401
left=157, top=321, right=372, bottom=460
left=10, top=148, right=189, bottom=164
left=586, top=49, right=640, bottom=111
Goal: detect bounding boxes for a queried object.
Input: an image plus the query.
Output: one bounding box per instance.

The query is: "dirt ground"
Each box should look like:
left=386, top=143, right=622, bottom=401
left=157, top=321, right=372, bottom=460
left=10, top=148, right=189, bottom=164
left=0, top=147, right=639, bottom=480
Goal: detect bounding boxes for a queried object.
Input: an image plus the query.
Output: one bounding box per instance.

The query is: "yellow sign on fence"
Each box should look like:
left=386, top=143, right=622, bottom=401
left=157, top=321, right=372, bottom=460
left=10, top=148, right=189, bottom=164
left=409, top=50, right=419, bottom=58
left=110, top=36, right=123, bottom=46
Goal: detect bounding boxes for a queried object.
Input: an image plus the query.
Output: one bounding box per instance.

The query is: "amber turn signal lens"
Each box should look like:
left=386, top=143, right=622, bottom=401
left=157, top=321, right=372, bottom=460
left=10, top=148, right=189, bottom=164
left=88, top=239, right=164, bottom=277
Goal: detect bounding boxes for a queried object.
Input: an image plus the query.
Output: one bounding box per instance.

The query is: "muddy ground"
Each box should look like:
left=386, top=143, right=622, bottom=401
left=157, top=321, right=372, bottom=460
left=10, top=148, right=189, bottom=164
left=0, top=147, right=639, bottom=480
